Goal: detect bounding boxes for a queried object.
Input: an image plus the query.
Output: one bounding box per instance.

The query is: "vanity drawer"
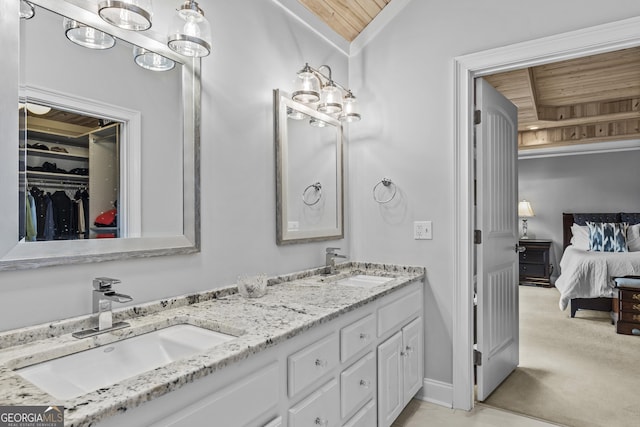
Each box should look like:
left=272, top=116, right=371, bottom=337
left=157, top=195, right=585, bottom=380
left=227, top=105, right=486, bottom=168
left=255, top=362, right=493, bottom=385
left=288, top=379, right=339, bottom=427
left=378, top=288, right=421, bottom=338
left=342, top=400, right=375, bottom=427
left=288, top=333, right=339, bottom=398
left=340, top=314, right=375, bottom=362
left=340, top=352, right=375, bottom=419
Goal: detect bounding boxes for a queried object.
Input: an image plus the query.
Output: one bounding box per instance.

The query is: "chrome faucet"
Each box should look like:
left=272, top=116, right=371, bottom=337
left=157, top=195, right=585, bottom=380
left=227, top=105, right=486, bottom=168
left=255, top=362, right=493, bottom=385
left=324, top=247, right=347, bottom=275
left=73, top=277, right=132, bottom=339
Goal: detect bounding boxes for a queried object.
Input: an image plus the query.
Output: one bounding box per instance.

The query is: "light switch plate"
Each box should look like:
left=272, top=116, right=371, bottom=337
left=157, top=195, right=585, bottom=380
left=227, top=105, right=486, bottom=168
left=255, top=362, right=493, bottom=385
left=414, top=221, right=432, bottom=240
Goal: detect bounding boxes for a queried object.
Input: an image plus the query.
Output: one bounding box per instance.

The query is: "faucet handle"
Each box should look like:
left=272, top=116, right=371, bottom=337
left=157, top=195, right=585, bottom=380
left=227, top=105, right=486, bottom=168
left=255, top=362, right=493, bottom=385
left=326, top=247, right=341, bottom=254
left=93, top=277, right=121, bottom=290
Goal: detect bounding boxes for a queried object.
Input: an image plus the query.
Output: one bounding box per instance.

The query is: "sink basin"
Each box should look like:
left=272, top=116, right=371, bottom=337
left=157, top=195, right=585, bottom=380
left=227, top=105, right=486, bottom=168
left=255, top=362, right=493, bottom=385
left=16, top=324, right=236, bottom=400
left=336, top=274, right=394, bottom=288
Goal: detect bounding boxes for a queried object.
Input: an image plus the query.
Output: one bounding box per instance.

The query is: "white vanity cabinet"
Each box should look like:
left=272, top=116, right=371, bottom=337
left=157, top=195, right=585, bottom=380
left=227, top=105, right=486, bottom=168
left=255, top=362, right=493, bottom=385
left=94, top=279, right=423, bottom=427
left=376, top=287, right=424, bottom=427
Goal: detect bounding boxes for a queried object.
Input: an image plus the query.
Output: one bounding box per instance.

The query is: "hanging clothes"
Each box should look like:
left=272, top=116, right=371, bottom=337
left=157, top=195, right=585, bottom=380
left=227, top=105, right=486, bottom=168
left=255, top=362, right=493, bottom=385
left=25, top=194, right=37, bottom=241
left=44, top=194, right=55, bottom=241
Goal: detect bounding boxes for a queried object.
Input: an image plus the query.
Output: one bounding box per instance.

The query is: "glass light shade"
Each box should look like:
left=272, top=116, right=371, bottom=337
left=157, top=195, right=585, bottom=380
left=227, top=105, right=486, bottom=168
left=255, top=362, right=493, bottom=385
left=309, top=118, right=327, bottom=128
left=133, top=46, right=175, bottom=71
left=292, top=69, right=320, bottom=104
left=318, top=83, right=343, bottom=115
left=168, top=0, right=212, bottom=58
left=340, top=92, right=361, bottom=122
left=63, top=18, right=116, bottom=50
left=287, top=107, right=305, bottom=120
left=20, top=1, right=35, bottom=19
left=518, top=200, right=535, bottom=217
left=98, top=0, right=152, bottom=31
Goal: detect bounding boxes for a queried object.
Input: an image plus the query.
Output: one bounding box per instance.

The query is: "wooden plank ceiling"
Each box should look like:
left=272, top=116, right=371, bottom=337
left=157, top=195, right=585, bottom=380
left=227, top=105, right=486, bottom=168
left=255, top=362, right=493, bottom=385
left=298, top=0, right=392, bottom=41
left=484, top=47, right=640, bottom=150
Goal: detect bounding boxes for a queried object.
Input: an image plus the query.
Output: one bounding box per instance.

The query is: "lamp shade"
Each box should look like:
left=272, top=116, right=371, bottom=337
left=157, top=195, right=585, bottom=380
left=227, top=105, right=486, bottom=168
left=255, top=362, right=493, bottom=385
left=20, top=0, right=35, bottom=19
left=340, top=91, right=361, bottom=122
left=292, top=65, right=320, bottom=104
left=518, top=200, right=535, bottom=217
left=168, top=0, right=212, bottom=58
left=98, top=0, right=153, bottom=31
left=133, top=46, right=175, bottom=71
left=63, top=18, right=116, bottom=50
left=318, top=83, right=343, bottom=115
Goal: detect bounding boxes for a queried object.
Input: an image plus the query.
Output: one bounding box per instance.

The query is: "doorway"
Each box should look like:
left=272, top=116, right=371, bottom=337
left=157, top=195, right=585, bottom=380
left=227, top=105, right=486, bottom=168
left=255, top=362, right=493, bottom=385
left=452, top=16, right=640, bottom=410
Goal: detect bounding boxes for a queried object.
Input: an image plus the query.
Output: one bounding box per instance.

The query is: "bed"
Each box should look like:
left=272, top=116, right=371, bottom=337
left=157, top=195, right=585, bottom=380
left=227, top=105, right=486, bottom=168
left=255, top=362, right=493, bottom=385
left=556, top=212, right=640, bottom=317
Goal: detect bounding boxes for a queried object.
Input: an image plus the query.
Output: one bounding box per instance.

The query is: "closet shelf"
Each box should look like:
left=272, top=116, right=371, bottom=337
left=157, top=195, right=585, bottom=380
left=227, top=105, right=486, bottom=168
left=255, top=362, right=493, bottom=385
left=23, top=148, right=88, bottom=162
left=27, top=171, right=88, bottom=182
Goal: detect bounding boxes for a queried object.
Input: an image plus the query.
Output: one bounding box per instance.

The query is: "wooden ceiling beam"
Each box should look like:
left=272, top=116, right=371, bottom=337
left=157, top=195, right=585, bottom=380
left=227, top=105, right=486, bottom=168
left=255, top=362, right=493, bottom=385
left=526, top=68, right=540, bottom=121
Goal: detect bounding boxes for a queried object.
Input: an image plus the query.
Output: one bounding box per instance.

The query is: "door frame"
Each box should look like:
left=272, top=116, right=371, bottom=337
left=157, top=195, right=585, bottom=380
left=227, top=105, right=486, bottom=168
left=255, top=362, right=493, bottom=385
left=452, top=15, right=640, bottom=410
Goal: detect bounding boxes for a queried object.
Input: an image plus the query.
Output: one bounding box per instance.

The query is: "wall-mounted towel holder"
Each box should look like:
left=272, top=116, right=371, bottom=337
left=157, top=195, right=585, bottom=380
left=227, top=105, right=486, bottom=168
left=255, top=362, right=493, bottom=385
left=302, top=182, right=322, bottom=206
left=373, top=178, right=397, bottom=204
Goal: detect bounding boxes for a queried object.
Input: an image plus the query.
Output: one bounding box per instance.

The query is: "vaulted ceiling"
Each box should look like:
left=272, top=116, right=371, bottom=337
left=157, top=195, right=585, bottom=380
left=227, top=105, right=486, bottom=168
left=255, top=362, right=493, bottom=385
left=297, top=0, right=392, bottom=41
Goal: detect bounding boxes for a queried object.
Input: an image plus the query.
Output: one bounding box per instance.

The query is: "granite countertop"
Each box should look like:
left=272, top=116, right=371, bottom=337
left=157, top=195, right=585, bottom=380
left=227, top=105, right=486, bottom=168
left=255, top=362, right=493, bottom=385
left=0, top=262, right=424, bottom=426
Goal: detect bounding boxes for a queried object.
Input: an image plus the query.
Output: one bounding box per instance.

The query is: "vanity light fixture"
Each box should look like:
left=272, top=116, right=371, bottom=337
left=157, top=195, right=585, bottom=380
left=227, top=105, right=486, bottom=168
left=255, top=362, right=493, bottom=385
left=309, top=117, right=328, bottom=128
left=19, top=0, right=35, bottom=19
left=287, top=107, right=306, bottom=120
left=98, top=0, right=153, bottom=31
left=168, top=0, right=212, bottom=58
left=292, top=63, right=361, bottom=122
left=63, top=17, right=116, bottom=50
left=133, top=46, right=176, bottom=71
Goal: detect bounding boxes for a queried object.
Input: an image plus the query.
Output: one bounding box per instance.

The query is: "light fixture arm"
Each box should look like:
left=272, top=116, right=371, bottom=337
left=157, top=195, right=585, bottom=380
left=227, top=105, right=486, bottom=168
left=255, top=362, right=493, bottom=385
left=302, top=63, right=351, bottom=93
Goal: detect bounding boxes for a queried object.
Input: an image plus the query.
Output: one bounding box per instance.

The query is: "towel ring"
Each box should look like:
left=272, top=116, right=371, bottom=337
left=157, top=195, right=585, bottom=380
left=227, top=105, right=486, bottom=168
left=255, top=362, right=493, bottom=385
left=373, top=178, right=397, bottom=204
left=302, top=182, right=322, bottom=206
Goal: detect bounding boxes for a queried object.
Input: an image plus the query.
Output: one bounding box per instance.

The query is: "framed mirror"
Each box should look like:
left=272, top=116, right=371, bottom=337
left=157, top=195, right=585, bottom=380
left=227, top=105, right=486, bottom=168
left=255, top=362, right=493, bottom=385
left=0, top=0, right=200, bottom=270
left=274, top=89, right=344, bottom=244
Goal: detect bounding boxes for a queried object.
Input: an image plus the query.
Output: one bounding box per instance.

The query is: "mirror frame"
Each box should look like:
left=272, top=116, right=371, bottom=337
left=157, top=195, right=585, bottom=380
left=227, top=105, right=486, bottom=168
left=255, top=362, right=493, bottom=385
left=0, top=0, right=200, bottom=270
left=274, top=89, right=344, bottom=245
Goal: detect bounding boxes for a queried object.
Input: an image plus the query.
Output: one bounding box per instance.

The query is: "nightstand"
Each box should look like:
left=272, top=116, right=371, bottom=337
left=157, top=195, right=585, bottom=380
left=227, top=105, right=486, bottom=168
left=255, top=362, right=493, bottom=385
left=519, top=239, right=553, bottom=287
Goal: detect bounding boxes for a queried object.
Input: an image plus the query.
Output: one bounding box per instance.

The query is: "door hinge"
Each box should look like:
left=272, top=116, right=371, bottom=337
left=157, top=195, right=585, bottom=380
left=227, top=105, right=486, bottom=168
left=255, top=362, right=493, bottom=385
left=474, top=110, right=481, bottom=125
left=474, top=230, right=482, bottom=244
left=474, top=349, right=482, bottom=366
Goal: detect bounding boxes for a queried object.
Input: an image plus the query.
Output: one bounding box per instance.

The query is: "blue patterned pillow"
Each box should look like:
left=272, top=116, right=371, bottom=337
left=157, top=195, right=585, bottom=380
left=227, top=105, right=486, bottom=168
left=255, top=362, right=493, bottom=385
left=586, top=222, right=629, bottom=252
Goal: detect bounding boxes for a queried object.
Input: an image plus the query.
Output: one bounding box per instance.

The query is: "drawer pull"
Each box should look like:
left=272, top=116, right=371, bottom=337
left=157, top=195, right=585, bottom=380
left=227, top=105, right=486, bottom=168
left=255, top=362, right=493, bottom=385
left=315, top=417, right=328, bottom=426
left=633, top=294, right=640, bottom=302
left=359, top=332, right=370, bottom=340
left=633, top=329, right=640, bottom=336
left=359, top=379, right=371, bottom=388
left=315, top=358, right=327, bottom=367
left=400, top=346, right=413, bottom=357
left=633, top=304, right=640, bottom=312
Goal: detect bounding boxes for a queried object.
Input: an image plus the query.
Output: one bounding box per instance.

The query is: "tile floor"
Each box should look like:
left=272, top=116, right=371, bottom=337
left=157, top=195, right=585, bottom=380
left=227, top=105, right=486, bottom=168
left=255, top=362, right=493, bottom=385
left=392, top=400, right=562, bottom=427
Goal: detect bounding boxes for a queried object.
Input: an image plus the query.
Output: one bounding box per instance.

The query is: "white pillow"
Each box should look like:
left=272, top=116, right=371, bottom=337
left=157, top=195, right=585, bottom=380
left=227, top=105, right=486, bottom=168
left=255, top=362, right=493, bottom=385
left=627, top=223, right=640, bottom=252
left=570, top=223, right=590, bottom=251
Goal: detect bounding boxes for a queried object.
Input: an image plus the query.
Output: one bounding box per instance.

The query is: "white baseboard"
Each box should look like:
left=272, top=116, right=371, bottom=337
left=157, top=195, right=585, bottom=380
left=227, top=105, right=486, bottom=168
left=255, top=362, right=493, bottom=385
left=415, top=378, right=453, bottom=408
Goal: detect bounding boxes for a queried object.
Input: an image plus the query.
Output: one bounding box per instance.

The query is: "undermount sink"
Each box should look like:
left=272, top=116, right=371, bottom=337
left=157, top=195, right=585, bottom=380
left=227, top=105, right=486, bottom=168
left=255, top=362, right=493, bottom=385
left=336, top=274, right=394, bottom=288
left=16, top=324, right=237, bottom=400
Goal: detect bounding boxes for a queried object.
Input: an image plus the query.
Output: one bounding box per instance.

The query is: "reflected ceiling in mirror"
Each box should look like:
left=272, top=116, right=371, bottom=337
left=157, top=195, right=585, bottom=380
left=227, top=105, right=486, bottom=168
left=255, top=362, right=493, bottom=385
left=0, top=0, right=200, bottom=270
left=274, top=89, right=344, bottom=245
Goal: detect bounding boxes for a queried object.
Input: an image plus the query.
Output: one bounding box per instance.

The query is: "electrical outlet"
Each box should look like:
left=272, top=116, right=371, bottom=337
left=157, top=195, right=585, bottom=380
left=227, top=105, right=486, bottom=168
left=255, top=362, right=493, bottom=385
left=414, top=221, right=433, bottom=240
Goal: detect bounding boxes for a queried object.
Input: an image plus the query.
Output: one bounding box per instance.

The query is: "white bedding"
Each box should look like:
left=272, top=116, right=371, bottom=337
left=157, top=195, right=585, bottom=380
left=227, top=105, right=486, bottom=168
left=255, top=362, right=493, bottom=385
left=555, top=246, right=640, bottom=311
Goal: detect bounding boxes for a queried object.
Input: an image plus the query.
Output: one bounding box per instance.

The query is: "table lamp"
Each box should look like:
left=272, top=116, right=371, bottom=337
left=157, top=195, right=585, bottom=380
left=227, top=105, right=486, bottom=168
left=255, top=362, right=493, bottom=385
left=518, top=200, right=535, bottom=239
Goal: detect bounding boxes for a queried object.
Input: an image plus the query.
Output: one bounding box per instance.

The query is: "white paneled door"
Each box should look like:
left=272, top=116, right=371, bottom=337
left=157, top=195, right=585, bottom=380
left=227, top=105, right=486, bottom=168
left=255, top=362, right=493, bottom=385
left=475, top=78, right=519, bottom=401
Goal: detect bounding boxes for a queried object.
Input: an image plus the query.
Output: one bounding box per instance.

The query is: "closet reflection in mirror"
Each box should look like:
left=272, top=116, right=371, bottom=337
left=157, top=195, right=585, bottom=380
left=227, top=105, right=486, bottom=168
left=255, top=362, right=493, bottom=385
left=19, top=104, right=120, bottom=242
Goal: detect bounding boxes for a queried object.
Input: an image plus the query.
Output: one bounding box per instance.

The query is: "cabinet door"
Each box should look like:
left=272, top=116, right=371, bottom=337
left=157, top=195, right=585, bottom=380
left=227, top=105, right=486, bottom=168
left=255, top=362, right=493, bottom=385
left=377, top=331, right=403, bottom=427
left=401, top=317, right=423, bottom=405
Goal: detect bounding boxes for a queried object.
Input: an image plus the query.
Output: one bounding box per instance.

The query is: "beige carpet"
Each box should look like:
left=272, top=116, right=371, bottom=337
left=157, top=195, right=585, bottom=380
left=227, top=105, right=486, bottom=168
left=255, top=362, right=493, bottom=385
left=483, top=285, right=640, bottom=427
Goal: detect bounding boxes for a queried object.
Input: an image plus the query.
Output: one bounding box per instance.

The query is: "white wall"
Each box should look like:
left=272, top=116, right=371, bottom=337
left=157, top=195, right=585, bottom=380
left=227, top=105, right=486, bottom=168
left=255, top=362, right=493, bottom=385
left=519, top=150, right=640, bottom=278
left=348, top=0, right=640, bottom=395
left=0, top=0, right=348, bottom=331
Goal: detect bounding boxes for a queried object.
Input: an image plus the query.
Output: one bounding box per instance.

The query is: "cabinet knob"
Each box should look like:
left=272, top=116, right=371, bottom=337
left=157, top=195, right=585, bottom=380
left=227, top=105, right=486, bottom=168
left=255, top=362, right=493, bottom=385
left=315, top=417, right=328, bottom=426
left=359, top=379, right=371, bottom=388
left=315, top=358, right=327, bottom=367
left=359, top=332, right=370, bottom=340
